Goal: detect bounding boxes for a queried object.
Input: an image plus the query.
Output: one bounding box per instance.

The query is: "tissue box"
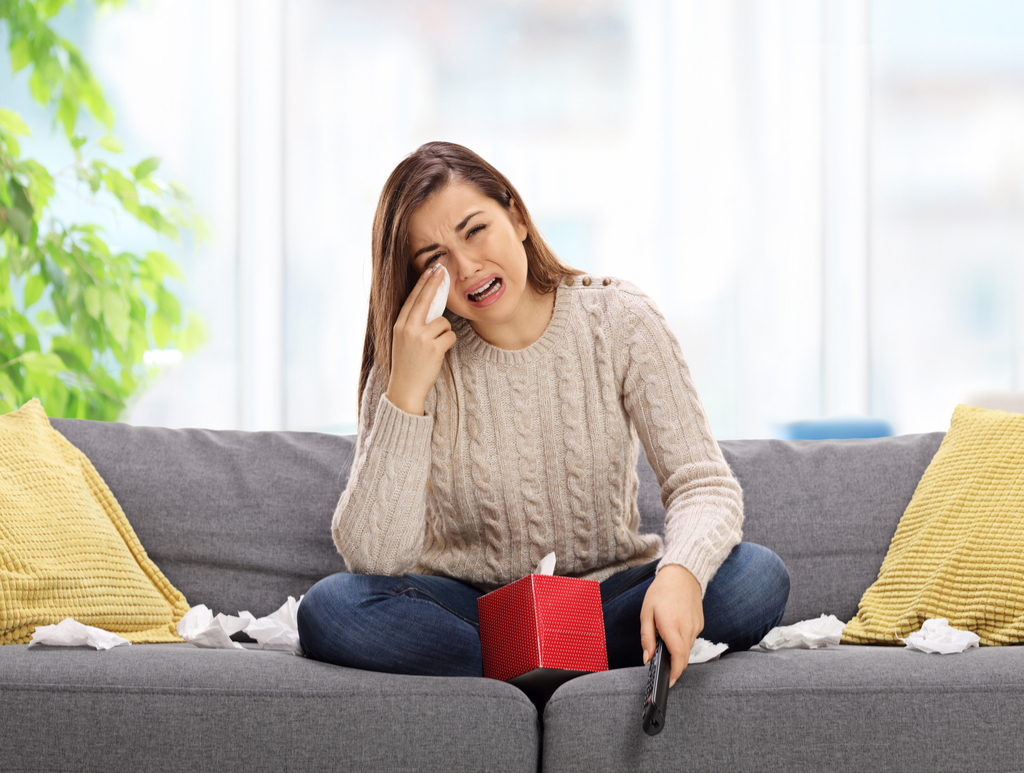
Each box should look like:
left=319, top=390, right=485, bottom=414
left=477, top=574, right=608, bottom=687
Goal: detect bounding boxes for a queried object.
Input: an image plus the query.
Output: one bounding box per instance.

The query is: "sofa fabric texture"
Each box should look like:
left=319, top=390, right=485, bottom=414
left=2, top=416, right=1021, bottom=773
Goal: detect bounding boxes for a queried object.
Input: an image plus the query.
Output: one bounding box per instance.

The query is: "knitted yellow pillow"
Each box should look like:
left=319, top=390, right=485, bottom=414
left=1, top=399, right=188, bottom=645
left=843, top=404, right=1024, bottom=646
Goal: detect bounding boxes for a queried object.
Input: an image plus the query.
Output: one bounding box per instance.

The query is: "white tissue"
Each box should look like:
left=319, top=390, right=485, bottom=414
left=176, top=605, right=254, bottom=650
left=758, top=614, right=846, bottom=650
left=176, top=596, right=304, bottom=655
left=688, top=638, right=728, bottom=663
left=245, top=595, right=303, bottom=654
left=425, top=265, right=449, bottom=323
left=898, top=618, right=980, bottom=654
left=534, top=551, right=557, bottom=576
left=28, top=618, right=131, bottom=650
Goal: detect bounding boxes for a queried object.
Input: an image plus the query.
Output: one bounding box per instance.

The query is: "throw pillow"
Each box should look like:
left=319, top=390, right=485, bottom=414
left=842, top=403, right=1024, bottom=646
left=1, top=399, right=189, bottom=644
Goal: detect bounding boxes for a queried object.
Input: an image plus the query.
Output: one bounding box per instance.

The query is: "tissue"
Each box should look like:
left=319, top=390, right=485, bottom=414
left=176, top=597, right=304, bottom=655
left=898, top=618, right=980, bottom=654
left=29, top=619, right=131, bottom=650
left=758, top=614, right=846, bottom=650
left=534, top=551, right=557, bottom=576
left=426, top=265, right=449, bottom=323
left=688, top=638, right=728, bottom=663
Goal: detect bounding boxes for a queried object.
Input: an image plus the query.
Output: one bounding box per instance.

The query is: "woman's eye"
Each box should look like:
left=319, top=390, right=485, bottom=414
left=424, top=253, right=441, bottom=267
left=468, top=224, right=485, bottom=238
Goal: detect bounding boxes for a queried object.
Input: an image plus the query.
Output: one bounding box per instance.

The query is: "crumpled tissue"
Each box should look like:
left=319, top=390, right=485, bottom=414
left=531, top=552, right=728, bottom=664
left=29, top=618, right=131, bottom=650
left=758, top=614, right=846, bottom=650
left=425, top=265, right=449, bottom=323
left=898, top=618, right=980, bottom=654
left=176, top=596, right=304, bottom=655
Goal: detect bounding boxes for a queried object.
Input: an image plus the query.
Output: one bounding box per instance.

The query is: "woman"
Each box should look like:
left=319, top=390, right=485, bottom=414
left=297, top=142, right=789, bottom=690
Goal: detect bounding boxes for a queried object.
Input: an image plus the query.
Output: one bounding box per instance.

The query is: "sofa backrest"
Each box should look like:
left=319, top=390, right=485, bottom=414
left=52, top=418, right=354, bottom=618
left=52, top=418, right=942, bottom=627
left=637, top=433, right=944, bottom=625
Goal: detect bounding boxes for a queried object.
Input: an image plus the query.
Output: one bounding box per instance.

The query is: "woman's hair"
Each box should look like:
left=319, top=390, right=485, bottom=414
left=358, top=141, right=582, bottom=409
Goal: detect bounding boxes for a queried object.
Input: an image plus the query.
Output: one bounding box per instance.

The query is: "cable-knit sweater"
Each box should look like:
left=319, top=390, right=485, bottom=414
left=332, top=277, right=744, bottom=594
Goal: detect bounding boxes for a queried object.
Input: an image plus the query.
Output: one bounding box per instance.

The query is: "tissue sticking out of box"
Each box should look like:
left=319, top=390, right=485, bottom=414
left=898, top=618, right=980, bottom=654
left=534, top=551, right=557, bottom=576
left=28, top=618, right=132, bottom=650
left=758, top=614, right=846, bottom=650
left=176, top=596, right=304, bottom=655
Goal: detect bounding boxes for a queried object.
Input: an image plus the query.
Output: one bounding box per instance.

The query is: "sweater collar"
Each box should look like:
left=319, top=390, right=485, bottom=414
left=451, top=284, right=570, bottom=365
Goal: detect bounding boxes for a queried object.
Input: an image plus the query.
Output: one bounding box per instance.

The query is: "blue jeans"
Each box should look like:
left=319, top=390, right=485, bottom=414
left=297, top=543, right=790, bottom=677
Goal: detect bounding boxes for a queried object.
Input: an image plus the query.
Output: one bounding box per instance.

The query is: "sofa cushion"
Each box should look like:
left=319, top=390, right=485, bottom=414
left=0, top=400, right=188, bottom=644
left=637, top=433, right=945, bottom=625
left=50, top=418, right=353, bottom=618
left=0, top=643, right=540, bottom=773
left=542, top=645, right=1024, bottom=773
left=843, top=404, right=1024, bottom=645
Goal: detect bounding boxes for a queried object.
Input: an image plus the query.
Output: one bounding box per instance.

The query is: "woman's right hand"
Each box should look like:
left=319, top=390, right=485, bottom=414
left=385, top=264, right=457, bottom=416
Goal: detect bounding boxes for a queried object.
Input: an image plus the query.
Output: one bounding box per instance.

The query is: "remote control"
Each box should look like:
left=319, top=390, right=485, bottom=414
left=641, top=637, right=671, bottom=736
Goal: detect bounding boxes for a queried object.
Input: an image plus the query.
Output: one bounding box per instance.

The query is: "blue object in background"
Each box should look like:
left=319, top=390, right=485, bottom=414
left=780, top=418, right=894, bottom=441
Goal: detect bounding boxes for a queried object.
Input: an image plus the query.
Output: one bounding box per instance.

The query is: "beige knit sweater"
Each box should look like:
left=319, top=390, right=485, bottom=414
left=333, top=277, right=743, bottom=594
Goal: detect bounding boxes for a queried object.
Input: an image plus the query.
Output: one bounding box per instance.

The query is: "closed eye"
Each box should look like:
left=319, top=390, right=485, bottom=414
left=467, top=224, right=485, bottom=238
left=424, top=251, right=443, bottom=267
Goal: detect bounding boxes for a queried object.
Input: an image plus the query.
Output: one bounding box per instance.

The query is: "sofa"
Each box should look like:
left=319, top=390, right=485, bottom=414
left=2, top=417, right=1022, bottom=773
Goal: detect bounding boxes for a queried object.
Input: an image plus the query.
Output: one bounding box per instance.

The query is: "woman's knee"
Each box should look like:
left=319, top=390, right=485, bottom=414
left=297, top=572, right=373, bottom=664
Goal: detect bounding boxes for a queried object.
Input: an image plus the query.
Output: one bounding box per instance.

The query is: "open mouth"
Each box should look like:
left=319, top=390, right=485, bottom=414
left=468, top=277, right=503, bottom=303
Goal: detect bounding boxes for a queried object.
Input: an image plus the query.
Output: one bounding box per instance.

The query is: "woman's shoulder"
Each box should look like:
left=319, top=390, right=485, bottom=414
left=561, top=274, right=661, bottom=319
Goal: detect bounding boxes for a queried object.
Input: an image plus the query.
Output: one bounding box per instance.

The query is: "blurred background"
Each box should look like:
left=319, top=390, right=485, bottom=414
left=3, top=0, right=1023, bottom=438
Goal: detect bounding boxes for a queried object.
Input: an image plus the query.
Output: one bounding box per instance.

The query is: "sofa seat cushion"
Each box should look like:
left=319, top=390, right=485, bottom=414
left=0, top=643, right=539, bottom=773
left=542, top=645, right=1024, bottom=773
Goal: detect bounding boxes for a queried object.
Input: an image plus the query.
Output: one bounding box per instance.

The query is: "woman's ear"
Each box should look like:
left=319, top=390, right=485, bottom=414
left=508, top=199, right=529, bottom=242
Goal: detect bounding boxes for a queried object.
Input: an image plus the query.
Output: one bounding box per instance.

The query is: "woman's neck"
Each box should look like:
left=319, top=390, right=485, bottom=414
left=469, top=285, right=557, bottom=351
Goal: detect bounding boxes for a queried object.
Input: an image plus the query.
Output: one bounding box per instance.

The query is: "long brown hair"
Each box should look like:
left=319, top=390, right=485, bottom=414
left=359, top=141, right=582, bottom=410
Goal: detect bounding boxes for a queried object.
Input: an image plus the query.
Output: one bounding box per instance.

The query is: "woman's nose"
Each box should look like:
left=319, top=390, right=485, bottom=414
left=448, top=249, right=482, bottom=280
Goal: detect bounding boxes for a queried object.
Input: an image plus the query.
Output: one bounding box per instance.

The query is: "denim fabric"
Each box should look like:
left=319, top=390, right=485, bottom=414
left=297, top=543, right=789, bottom=677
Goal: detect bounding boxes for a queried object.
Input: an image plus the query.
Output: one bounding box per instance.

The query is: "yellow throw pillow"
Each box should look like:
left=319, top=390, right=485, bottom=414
left=1, top=399, right=189, bottom=644
left=843, top=404, right=1024, bottom=646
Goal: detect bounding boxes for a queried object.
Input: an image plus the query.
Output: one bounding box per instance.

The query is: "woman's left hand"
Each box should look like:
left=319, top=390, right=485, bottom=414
left=639, top=564, right=704, bottom=687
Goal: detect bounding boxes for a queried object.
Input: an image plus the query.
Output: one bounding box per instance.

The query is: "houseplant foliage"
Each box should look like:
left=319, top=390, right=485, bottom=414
left=0, top=0, right=203, bottom=420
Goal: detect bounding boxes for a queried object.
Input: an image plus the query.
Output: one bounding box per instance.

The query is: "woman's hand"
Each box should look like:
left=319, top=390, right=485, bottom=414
left=640, top=564, right=704, bottom=687
left=386, top=265, right=457, bottom=416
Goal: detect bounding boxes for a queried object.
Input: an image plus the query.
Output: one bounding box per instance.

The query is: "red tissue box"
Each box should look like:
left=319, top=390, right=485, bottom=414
left=477, top=574, right=608, bottom=690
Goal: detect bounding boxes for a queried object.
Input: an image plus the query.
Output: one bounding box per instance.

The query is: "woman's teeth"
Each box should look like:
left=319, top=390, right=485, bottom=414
left=469, top=278, right=501, bottom=302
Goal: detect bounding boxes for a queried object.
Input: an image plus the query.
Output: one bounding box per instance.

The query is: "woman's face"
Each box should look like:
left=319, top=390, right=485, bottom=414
left=407, top=181, right=538, bottom=337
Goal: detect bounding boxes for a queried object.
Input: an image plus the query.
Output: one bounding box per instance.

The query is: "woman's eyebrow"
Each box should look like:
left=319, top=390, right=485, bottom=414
left=411, top=210, right=485, bottom=261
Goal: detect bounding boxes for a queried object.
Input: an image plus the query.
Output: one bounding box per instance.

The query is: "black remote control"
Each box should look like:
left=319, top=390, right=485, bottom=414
left=641, top=637, right=671, bottom=736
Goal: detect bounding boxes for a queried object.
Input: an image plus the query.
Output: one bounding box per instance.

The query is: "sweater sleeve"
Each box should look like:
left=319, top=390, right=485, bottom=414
left=618, top=288, right=744, bottom=595
left=331, top=366, right=435, bottom=575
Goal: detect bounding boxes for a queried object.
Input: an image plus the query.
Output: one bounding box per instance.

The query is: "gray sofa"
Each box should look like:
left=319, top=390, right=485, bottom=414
left=2, top=419, right=1022, bottom=773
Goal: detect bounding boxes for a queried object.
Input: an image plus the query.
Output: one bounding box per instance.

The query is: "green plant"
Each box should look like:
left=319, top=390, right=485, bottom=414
left=0, top=0, right=204, bottom=420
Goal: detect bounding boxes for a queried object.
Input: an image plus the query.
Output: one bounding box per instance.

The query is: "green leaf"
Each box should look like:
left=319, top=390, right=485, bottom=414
left=10, top=40, right=32, bottom=74
left=29, top=67, right=54, bottom=105
left=132, top=156, right=161, bottom=180
left=144, top=250, right=184, bottom=281
left=1, top=206, right=32, bottom=245
left=35, top=311, right=58, bottom=326
left=71, top=135, right=88, bottom=149
left=102, top=288, right=130, bottom=345
left=98, top=135, right=124, bottom=153
left=152, top=311, right=172, bottom=349
left=58, top=93, right=78, bottom=138
left=84, top=286, right=102, bottom=319
left=24, top=274, right=46, bottom=308
left=21, top=351, right=65, bottom=378
left=0, top=109, right=31, bottom=137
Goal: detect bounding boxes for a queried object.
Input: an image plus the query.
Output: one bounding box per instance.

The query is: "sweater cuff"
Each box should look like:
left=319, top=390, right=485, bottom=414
left=371, top=393, right=434, bottom=456
left=657, top=544, right=718, bottom=598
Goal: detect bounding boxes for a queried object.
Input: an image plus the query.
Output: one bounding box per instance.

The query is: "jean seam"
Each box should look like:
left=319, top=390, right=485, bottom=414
left=393, top=582, right=480, bottom=631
